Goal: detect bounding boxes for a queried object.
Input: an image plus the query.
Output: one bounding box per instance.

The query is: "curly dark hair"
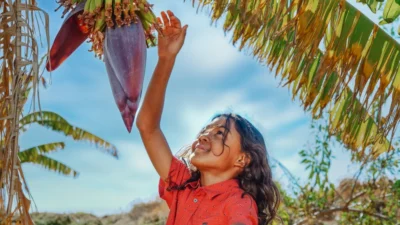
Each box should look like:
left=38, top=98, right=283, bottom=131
left=168, top=113, right=280, bottom=224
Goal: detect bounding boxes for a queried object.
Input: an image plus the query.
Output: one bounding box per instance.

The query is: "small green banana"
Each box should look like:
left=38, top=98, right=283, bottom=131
left=84, top=0, right=92, bottom=14
left=94, top=0, right=104, bottom=16
left=105, top=0, right=114, bottom=27
left=105, top=0, right=113, bottom=17
left=114, top=0, right=122, bottom=17
left=78, top=0, right=92, bottom=22
left=81, top=0, right=94, bottom=29
left=89, top=8, right=106, bottom=58
left=89, top=0, right=96, bottom=16
left=122, top=0, right=131, bottom=25
left=94, top=8, right=106, bottom=33
left=114, top=0, right=124, bottom=27
left=129, top=0, right=139, bottom=23
left=122, top=0, right=130, bottom=8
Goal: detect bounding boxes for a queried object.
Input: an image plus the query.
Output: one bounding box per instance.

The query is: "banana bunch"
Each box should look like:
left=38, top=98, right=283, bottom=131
left=54, top=0, right=160, bottom=59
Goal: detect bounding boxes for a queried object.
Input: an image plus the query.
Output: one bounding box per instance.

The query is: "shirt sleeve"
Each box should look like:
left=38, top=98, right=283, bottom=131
left=158, top=156, right=191, bottom=207
left=224, top=194, right=258, bottom=225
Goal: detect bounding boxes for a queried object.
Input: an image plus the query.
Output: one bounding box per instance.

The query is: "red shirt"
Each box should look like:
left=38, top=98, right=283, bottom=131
left=159, top=157, right=258, bottom=225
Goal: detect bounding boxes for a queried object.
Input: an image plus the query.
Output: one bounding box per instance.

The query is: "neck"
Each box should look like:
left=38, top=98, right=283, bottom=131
left=199, top=169, right=237, bottom=186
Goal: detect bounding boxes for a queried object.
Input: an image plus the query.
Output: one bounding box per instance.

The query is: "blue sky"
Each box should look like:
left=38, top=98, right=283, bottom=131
left=20, top=0, right=379, bottom=216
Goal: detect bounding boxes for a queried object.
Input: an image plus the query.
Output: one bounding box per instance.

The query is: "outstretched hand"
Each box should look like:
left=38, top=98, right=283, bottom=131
left=157, top=10, right=188, bottom=59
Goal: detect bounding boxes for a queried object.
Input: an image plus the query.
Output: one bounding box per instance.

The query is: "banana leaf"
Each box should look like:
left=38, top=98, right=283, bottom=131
left=190, top=0, right=400, bottom=157
left=19, top=142, right=78, bottom=177
left=20, top=111, right=118, bottom=158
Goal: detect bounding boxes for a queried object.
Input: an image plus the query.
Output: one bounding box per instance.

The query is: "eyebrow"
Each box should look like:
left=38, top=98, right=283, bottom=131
left=205, top=124, right=225, bottom=129
left=204, top=124, right=230, bottom=133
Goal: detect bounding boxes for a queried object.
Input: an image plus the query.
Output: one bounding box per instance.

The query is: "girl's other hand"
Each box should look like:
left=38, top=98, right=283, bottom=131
left=157, top=10, right=188, bottom=59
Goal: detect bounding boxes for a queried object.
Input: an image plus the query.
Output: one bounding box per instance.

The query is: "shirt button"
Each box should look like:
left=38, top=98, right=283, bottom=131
left=193, top=198, right=198, bottom=203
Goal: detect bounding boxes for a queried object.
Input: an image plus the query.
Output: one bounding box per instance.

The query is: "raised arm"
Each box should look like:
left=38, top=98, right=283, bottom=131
left=136, top=10, right=188, bottom=180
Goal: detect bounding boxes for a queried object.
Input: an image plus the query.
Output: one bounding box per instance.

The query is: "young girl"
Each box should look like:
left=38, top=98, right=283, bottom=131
left=136, top=10, right=280, bottom=225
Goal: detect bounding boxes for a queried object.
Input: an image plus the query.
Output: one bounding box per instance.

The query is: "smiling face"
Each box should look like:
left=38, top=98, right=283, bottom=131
left=189, top=116, right=248, bottom=174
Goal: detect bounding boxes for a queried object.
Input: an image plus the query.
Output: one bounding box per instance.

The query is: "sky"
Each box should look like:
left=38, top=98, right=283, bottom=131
left=20, top=0, right=382, bottom=216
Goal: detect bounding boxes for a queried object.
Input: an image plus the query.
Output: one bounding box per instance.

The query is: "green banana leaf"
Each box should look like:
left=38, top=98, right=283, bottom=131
left=19, top=142, right=65, bottom=157
left=19, top=144, right=79, bottom=177
left=20, top=111, right=118, bottom=158
left=189, top=0, right=400, bottom=157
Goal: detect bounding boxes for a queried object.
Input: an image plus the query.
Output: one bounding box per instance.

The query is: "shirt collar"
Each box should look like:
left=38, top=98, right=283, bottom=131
left=185, top=178, right=240, bottom=200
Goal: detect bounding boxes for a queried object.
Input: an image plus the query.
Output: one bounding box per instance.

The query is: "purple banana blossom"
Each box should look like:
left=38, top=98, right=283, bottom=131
left=46, top=1, right=89, bottom=71
left=104, top=20, right=147, bottom=133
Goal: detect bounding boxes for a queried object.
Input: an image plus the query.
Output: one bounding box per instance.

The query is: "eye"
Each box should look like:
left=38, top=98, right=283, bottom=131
left=216, top=130, right=224, bottom=135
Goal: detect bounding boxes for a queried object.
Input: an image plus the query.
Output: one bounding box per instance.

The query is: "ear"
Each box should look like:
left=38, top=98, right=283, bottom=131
left=234, top=153, right=251, bottom=168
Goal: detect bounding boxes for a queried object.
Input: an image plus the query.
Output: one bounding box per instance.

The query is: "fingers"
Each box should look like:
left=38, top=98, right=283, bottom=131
left=159, top=10, right=182, bottom=28
left=167, top=10, right=181, bottom=28
left=156, top=17, right=165, bottom=36
left=161, top=11, right=170, bottom=27
left=158, top=10, right=187, bottom=37
left=178, top=24, right=189, bottom=42
left=182, top=25, right=189, bottom=35
left=157, top=17, right=162, bottom=26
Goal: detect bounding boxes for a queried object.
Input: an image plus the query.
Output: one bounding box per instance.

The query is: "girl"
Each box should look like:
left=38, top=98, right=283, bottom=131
left=136, top=10, right=280, bottom=225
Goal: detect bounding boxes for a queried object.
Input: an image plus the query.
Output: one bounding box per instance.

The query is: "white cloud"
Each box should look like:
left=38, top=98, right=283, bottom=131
left=243, top=100, right=308, bottom=133
left=179, top=89, right=251, bottom=138
left=114, top=141, right=155, bottom=173
left=170, top=6, right=247, bottom=76
left=268, top=123, right=310, bottom=152
left=180, top=28, right=243, bottom=76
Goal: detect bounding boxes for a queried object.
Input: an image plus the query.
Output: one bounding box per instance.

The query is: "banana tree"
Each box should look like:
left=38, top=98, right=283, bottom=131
left=0, top=0, right=51, bottom=224
left=179, top=0, right=400, bottom=158
left=18, top=111, right=118, bottom=177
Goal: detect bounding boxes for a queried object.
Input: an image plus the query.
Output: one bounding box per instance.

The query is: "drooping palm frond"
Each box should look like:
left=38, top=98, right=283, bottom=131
left=18, top=142, right=79, bottom=177
left=190, top=0, right=400, bottom=157
left=19, top=142, right=65, bottom=161
left=20, top=111, right=118, bottom=158
left=20, top=151, right=79, bottom=178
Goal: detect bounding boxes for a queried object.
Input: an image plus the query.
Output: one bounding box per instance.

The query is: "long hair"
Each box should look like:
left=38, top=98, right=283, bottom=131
left=170, top=113, right=280, bottom=224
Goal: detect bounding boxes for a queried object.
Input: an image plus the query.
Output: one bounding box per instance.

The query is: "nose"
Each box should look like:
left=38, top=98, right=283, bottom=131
left=198, top=133, right=210, bottom=143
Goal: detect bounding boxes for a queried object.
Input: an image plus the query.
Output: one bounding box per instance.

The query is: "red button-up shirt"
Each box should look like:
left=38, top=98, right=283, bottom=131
left=159, top=157, right=258, bottom=225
